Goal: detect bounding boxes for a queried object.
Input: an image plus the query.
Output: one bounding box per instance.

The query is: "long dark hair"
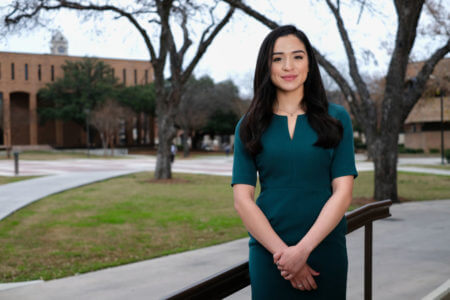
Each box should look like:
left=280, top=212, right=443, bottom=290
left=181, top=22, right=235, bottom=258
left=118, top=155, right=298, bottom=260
left=240, top=25, right=343, bottom=155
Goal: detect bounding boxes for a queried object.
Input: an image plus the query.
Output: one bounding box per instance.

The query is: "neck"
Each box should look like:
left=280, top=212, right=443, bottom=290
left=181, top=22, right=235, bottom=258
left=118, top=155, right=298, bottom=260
left=274, top=86, right=304, bottom=113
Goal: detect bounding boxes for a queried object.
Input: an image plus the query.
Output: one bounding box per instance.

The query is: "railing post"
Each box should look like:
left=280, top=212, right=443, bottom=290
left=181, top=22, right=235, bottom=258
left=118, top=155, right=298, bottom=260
left=364, top=222, right=373, bottom=300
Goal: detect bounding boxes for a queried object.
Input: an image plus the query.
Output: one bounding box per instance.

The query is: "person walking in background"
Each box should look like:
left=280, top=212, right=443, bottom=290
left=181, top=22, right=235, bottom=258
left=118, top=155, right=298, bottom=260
left=170, top=143, right=177, bottom=163
left=231, top=25, right=357, bottom=299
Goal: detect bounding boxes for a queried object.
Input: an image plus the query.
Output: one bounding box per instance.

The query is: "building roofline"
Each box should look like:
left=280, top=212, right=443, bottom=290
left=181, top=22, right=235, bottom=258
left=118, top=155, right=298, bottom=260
left=0, top=50, right=150, bottom=63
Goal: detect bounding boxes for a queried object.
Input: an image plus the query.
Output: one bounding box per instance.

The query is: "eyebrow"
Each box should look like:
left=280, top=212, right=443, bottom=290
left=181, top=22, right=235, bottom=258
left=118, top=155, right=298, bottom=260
left=272, top=50, right=306, bottom=55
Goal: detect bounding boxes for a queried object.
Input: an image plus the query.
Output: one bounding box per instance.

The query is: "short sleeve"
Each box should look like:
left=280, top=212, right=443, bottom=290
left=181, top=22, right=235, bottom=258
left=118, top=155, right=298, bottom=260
left=331, top=107, right=358, bottom=180
left=231, top=117, right=257, bottom=187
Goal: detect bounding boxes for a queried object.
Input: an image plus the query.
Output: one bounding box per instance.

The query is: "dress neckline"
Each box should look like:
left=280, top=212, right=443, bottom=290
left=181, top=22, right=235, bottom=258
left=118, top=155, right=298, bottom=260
left=272, top=113, right=306, bottom=141
left=272, top=113, right=306, bottom=118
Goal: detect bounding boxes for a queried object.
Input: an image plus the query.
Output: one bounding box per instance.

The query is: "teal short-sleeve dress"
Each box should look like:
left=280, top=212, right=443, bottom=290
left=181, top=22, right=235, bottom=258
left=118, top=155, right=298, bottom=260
left=231, top=103, right=358, bottom=299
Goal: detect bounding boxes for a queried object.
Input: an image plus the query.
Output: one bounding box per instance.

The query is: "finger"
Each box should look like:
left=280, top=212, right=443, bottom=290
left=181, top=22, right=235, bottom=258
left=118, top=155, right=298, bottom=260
left=306, top=274, right=317, bottom=290
left=308, top=266, right=320, bottom=276
left=302, top=280, right=312, bottom=291
left=273, top=252, right=281, bottom=263
left=296, top=281, right=305, bottom=291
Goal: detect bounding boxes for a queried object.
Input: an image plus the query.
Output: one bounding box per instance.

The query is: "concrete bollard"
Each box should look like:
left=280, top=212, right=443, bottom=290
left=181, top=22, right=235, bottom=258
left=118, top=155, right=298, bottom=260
left=14, top=151, right=19, bottom=176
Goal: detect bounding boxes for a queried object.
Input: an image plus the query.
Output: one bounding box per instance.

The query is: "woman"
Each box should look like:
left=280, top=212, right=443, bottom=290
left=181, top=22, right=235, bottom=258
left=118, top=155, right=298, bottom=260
left=231, top=25, right=357, bottom=299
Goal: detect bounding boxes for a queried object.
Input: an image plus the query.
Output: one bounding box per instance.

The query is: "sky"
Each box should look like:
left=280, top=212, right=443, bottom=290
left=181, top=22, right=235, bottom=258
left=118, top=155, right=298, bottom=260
left=0, top=0, right=446, bottom=97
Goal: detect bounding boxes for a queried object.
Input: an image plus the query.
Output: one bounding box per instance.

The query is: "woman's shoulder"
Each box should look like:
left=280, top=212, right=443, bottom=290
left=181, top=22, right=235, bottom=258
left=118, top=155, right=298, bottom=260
left=327, top=103, right=351, bottom=122
left=235, top=113, right=248, bottom=131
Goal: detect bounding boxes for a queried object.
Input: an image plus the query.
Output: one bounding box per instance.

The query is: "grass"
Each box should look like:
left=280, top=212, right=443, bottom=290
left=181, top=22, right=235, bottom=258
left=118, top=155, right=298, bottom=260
left=0, top=176, right=39, bottom=186
left=0, top=150, right=130, bottom=161
left=0, top=171, right=448, bottom=282
left=0, top=172, right=245, bottom=282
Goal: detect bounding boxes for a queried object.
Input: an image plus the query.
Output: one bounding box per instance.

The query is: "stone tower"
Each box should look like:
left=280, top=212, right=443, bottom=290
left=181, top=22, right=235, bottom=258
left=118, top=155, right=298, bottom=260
left=50, top=31, right=68, bottom=55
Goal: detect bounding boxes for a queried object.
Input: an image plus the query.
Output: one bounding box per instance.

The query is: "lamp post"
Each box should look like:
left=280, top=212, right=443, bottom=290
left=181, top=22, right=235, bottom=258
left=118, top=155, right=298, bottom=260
left=84, top=108, right=91, bottom=158
left=438, top=89, right=445, bottom=165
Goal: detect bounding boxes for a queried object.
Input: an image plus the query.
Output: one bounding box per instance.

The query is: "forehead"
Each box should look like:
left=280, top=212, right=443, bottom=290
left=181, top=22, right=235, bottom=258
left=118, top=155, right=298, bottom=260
left=273, top=34, right=306, bottom=53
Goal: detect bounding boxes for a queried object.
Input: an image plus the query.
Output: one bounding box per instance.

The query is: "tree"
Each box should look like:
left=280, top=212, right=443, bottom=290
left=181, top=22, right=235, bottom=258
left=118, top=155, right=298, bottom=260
left=90, top=99, right=130, bottom=156
left=2, top=0, right=235, bottom=180
left=37, top=58, right=117, bottom=124
left=176, top=75, right=216, bottom=156
left=175, top=76, right=241, bottom=155
left=221, top=0, right=450, bottom=202
left=118, top=84, right=157, bottom=146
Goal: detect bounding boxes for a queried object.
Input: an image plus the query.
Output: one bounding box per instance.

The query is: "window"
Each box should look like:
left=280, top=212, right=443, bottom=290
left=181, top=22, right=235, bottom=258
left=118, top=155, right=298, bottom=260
left=11, top=63, right=15, bottom=80
left=25, top=64, right=28, bottom=80
left=38, top=64, right=42, bottom=81
left=145, top=70, right=148, bottom=84
left=134, top=69, right=137, bottom=85
left=123, top=68, right=126, bottom=84
left=51, top=65, right=55, bottom=81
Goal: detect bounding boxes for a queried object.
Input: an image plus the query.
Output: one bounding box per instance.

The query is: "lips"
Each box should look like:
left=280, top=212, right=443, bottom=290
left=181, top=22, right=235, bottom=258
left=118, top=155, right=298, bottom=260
left=281, top=75, right=297, bottom=81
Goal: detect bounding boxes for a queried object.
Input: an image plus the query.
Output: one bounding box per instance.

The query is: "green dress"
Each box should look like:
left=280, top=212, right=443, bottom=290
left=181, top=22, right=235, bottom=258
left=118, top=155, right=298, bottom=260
left=231, top=103, right=358, bottom=299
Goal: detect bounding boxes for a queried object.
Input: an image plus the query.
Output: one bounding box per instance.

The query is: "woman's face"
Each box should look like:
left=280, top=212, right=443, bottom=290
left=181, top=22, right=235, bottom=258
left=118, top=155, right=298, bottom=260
left=270, top=34, right=309, bottom=94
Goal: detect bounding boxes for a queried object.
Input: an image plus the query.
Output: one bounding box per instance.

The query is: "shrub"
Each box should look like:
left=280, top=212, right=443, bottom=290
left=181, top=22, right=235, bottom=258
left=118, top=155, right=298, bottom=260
left=429, top=148, right=440, bottom=154
left=445, top=149, right=450, bottom=163
left=398, top=145, right=424, bottom=154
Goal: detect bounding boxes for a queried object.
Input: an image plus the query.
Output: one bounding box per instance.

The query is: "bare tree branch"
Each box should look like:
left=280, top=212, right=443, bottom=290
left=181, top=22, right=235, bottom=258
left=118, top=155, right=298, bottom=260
left=325, top=0, right=376, bottom=130
left=177, top=8, right=192, bottom=58
left=401, top=37, right=450, bottom=121
left=181, top=6, right=235, bottom=84
left=4, top=0, right=158, bottom=63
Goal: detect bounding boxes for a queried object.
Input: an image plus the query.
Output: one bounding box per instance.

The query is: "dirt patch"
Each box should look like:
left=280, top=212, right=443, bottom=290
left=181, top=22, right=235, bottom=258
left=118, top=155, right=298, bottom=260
left=147, top=178, right=191, bottom=184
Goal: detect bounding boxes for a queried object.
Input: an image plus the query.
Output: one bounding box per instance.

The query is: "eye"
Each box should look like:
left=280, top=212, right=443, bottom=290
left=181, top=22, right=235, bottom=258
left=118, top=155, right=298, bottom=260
left=273, top=57, right=282, bottom=62
left=295, top=55, right=304, bottom=60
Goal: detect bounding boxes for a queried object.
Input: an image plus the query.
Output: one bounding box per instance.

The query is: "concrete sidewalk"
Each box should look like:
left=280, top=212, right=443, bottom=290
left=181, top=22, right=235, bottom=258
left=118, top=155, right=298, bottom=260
left=0, top=199, right=449, bottom=300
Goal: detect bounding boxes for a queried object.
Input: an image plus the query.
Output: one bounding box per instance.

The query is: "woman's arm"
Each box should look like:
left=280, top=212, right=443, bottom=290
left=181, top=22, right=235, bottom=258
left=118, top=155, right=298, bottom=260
left=275, top=175, right=354, bottom=278
left=233, top=184, right=287, bottom=255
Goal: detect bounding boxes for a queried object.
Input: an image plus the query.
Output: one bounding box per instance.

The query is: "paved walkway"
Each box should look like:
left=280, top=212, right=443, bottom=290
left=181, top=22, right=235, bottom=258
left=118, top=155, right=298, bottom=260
left=0, top=154, right=449, bottom=299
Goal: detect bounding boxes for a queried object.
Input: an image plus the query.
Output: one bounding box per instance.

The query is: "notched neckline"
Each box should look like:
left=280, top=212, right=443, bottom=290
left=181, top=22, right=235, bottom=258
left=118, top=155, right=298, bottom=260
left=272, top=113, right=305, bottom=141
left=272, top=113, right=306, bottom=118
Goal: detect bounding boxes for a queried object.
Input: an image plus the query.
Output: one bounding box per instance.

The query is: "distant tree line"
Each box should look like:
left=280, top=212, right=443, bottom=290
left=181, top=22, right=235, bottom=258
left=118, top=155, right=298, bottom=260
left=37, top=58, right=243, bottom=156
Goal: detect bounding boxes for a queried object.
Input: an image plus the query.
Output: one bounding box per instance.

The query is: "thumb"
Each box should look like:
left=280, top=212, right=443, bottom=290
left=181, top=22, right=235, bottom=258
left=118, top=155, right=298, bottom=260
left=273, top=252, right=281, bottom=263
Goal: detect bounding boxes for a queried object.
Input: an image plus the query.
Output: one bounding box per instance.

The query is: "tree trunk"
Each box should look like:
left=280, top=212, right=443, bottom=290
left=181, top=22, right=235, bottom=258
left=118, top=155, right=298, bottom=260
left=182, top=129, right=190, bottom=157
left=372, top=133, right=400, bottom=203
left=149, top=114, right=155, bottom=147
left=100, top=132, right=108, bottom=156
left=154, top=112, right=177, bottom=179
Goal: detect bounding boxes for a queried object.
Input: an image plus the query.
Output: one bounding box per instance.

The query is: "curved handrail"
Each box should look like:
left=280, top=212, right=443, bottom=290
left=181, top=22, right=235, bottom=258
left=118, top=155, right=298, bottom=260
left=164, top=199, right=392, bottom=300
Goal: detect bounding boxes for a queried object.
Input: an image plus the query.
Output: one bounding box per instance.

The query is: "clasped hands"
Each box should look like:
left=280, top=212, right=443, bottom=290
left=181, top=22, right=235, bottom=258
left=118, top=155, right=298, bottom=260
left=273, top=245, right=320, bottom=291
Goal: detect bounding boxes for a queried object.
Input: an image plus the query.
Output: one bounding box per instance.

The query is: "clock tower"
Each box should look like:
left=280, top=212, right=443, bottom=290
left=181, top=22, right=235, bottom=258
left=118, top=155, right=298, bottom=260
left=50, top=31, right=68, bottom=55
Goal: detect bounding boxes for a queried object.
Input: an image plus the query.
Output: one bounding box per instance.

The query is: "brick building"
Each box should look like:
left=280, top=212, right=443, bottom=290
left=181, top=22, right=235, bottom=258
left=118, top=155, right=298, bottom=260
left=0, top=33, right=153, bottom=148
left=404, top=58, right=449, bottom=152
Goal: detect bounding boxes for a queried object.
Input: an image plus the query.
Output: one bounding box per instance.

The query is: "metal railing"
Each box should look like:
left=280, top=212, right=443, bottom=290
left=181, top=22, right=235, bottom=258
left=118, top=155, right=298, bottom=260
left=164, top=199, right=392, bottom=300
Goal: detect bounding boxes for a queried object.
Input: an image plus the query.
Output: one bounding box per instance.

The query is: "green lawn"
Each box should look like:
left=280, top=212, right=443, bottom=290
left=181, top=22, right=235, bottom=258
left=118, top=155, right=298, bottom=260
left=0, top=171, right=448, bottom=282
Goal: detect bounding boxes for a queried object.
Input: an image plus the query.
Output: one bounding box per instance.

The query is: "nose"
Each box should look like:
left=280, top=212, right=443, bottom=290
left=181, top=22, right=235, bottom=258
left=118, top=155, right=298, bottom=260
left=282, top=57, right=293, bottom=71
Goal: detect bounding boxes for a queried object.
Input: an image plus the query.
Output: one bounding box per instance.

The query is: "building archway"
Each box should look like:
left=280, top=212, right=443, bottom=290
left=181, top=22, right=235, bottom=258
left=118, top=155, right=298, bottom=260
left=10, top=92, right=30, bottom=145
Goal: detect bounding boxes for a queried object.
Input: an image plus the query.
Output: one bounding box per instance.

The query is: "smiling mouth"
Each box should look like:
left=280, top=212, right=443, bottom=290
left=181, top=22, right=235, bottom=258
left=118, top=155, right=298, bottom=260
left=281, top=75, right=297, bottom=81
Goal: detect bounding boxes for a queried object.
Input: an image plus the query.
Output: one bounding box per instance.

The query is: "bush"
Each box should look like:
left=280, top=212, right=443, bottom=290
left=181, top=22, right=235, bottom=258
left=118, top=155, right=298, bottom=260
left=398, top=145, right=424, bottom=154
left=445, top=149, right=450, bottom=163
left=429, top=148, right=440, bottom=154
left=354, top=137, right=366, bottom=150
